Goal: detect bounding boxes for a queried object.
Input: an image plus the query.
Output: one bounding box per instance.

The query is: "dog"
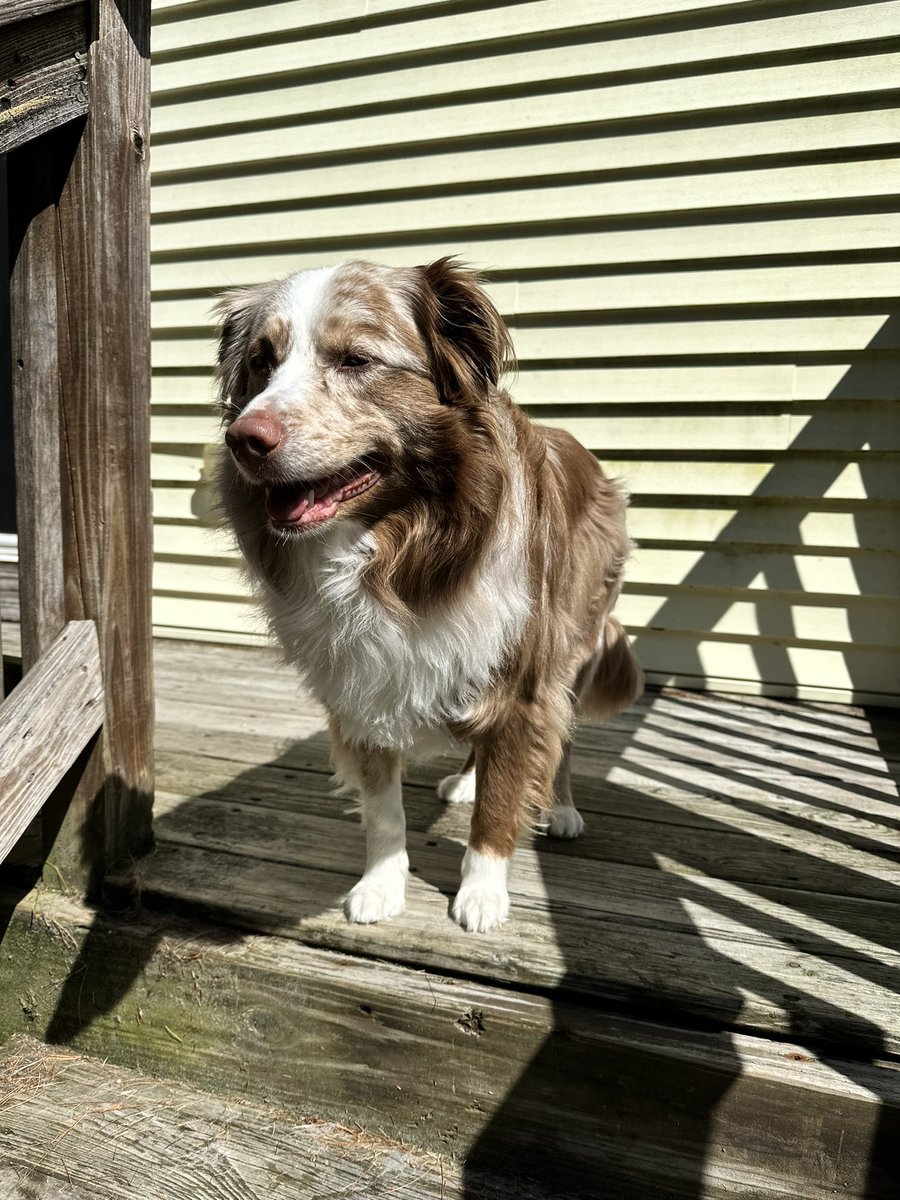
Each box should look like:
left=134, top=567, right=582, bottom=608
left=215, top=258, right=643, bottom=933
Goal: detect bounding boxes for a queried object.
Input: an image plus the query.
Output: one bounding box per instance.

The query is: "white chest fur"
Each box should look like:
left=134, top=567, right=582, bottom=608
left=255, top=519, right=530, bottom=750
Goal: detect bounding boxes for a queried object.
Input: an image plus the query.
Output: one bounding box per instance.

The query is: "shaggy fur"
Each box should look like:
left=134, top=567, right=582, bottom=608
left=215, top=258, right=643, bottom=932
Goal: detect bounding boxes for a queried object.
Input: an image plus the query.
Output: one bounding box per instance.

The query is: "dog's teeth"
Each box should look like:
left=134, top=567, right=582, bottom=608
left=307, top=488, right=315, bottom=507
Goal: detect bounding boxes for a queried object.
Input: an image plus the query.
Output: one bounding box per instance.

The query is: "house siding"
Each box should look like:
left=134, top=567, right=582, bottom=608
left=149, top=0, right=900, bottom=703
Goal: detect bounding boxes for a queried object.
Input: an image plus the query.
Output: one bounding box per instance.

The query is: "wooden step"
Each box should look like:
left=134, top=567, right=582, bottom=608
left=0, top=1034, right=497, bottom=1199
left=2, top=888, right=899, bottom=1199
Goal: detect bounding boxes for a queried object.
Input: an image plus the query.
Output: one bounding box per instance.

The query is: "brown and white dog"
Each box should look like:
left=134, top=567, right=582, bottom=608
left=215, top=258, right=643, bottom=933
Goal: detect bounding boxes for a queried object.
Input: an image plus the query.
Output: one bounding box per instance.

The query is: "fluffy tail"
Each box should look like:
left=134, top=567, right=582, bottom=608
left=577, top=616, right=644, bottom=720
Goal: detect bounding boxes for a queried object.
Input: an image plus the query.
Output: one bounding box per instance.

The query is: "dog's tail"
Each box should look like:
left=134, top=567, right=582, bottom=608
left=577, top=616, right=644, bottom=720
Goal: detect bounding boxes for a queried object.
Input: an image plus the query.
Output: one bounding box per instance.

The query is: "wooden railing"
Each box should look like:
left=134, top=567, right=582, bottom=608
left=0, top=622, right=104, bottom=863
left=0, top=0, right=153, bottom=891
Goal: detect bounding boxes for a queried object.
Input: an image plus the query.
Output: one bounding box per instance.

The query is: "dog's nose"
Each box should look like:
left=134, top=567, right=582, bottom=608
left=225, top=413, right=284, bottom=467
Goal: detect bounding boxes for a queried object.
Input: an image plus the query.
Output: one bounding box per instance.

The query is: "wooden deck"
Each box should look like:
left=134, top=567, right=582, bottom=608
left=3, top=632, right=900, bottom=1197
left=142, top=641, right=900, bottom=1048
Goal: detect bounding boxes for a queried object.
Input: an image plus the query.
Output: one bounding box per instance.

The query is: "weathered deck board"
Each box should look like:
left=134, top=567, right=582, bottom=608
left=0, top=1035, right=480, bottom=1200
left=110, top=639, right=900, bottom=1059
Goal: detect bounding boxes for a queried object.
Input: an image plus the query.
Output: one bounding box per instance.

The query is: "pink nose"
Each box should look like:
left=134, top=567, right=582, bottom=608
left=225, top=413, right=283, bottom=468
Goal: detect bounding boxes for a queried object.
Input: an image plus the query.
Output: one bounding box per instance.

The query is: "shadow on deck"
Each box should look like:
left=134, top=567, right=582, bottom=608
left=1, top=637, right=893, bottom=1198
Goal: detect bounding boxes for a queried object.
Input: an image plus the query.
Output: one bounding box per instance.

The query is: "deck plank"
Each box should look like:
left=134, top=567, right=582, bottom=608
left=0, top=1035, right=478, bottom=1199
left=152, top=638, right=890, bottom=731
left=122, top=833, right=900, bottom=1053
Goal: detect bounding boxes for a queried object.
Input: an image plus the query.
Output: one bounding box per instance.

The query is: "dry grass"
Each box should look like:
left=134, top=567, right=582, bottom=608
left=0, top=1035, right=80, bottom=1113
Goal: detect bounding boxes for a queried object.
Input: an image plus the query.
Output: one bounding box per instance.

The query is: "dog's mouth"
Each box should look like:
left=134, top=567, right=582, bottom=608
left=264, top=460, right=381, bottom=531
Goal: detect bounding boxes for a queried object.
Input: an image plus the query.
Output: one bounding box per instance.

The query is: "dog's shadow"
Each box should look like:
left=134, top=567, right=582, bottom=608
left=152, top=728, right=478, bottom=926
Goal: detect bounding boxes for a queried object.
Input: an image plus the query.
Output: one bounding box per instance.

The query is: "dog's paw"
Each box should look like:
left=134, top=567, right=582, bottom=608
left=437, top=771, right=476, bottom=804
left=345, top=870, right=407, bottom=924
left=453, top=848, right=509, bottom=933
left=547, top=806, right=585, bottom=839
left=452, top=884, right=510, bottom=933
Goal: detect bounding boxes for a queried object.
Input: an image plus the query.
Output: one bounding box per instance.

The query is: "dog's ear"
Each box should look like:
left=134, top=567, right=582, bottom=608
left=413, top=258, right=515, bottom=405
left=213, top=284, right=273, bottom=415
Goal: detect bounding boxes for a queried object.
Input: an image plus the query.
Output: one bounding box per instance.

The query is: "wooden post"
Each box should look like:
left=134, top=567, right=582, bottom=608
left=9, top=132, right=69, bottom=675
left=52, top=0, right=154, bottom=886
left=5, top=0, right=154, bottom=891
left=0, top=155, right=9, bottom=702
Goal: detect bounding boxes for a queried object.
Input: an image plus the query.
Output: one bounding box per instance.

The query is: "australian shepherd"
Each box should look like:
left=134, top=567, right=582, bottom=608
left=215, top=258, right=643, bottom=933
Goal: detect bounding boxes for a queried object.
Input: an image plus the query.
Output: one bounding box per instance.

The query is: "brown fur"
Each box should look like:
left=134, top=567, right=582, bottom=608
left=247, top=314, right=293, bottom=379
left=214, top=281, right=281, bottom=416
left=409, top=256, right=516, bottom=404
left=452, top=415, right=641, bottom=856
left=579, top=616, right=646, bottom=720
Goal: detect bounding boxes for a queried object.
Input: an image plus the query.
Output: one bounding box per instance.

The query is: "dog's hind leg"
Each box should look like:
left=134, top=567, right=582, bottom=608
left=544, top=740, right=585, bottom=839
left=437, top=748, right=476, bottom=804
left=331, top=719, right=408, bottom=924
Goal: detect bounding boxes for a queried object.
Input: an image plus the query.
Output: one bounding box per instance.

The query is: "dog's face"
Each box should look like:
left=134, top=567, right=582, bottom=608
left=216, top=259, right=513, bottom=536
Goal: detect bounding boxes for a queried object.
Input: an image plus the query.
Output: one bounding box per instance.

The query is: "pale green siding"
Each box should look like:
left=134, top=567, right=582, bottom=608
left=150, top=0, right=900, bottom=704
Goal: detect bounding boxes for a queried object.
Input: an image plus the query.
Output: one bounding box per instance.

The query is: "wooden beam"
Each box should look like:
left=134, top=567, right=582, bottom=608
left=5, top=122, right=80, bottom=878
left=0, top=621, right=103, bottom=866
left=0, top=4, right=89, bottom=154
left=44, top=0, right=154, bottom=888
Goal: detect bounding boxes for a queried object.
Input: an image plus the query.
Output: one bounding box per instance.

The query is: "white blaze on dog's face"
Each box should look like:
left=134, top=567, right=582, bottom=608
left=218, top=262, right=437, bottom=535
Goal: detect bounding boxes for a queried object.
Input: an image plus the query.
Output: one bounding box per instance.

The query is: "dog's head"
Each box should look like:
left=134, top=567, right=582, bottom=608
left=215, top=258, right=514, bottom=537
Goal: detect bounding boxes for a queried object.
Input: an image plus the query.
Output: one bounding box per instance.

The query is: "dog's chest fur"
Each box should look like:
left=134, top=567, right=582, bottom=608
left=253, top=519, right=530, bottom=749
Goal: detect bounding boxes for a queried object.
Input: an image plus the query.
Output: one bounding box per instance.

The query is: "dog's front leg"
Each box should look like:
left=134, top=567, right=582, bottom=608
left=451, top=733, right=518, bottom=933
left=452, top=714, right=562, bottom=934
left=331, top=721, right=407, bottom=924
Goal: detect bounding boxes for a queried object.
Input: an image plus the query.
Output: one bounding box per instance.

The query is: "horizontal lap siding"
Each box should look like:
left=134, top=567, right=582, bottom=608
left=149, top=0, right=900, bottom=704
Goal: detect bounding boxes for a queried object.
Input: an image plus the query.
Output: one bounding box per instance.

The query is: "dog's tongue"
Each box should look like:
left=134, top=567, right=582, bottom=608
left=265, top=479, right=343, bottom=528
left=265, top=482, right=311, bottom=525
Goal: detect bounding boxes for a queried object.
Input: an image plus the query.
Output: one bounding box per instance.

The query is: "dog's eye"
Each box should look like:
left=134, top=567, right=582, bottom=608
left=249, top=353, right=272, bottom=375
left=339, top=354, right=372, bottom=370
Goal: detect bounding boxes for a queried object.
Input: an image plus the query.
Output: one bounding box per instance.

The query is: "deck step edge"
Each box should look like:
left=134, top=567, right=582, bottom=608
left=2, top=887, right=898, bottom=1199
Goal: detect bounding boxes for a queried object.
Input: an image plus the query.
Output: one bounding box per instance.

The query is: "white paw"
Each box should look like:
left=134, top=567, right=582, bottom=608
left=437, top=771, right=476, bottom=804
left=452, top=884, right=510, bottom=933
left=345, top=870, right=407, bottom=924
left=547, top=806, right=585, bottom=839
